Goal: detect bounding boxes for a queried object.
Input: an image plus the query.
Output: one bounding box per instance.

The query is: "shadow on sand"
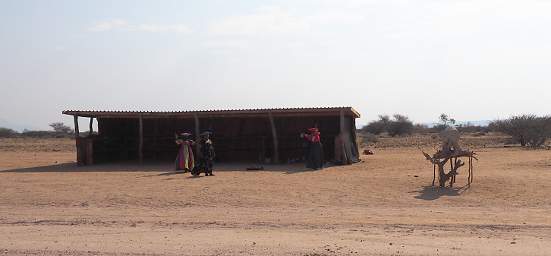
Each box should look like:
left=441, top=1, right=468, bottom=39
left=412, top=185, right=470, bottom=200
left=0, top=161, right=329, bottom=175
left=0, top=162, right=173, bottom=173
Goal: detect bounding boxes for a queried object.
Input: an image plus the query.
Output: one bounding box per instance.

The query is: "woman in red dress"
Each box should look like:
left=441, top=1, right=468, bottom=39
left=301, top=128, right=324, bottom=170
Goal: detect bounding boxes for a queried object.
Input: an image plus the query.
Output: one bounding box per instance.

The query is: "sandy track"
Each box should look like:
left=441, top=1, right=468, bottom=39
left=1, top=138, right=550, bottom=255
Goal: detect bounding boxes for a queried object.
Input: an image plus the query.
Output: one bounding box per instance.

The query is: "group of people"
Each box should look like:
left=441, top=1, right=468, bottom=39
left=301, top=127, right=324, bottom=170
left=175, top=127, right=325, bottom=174
left=175, top=131, right=215, bottom=176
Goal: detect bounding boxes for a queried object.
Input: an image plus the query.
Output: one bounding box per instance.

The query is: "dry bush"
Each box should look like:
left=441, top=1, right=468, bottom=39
left=362, top=115, right=389, bottom=135
left=387, top=114, right=413, bottom=136
left=49, top=122, right=73, bottom=134
left=362, top=114, right=413, bottom=137
left=0, top=127, right=18, bottom=138
left=490, top=114, right=551, bottom=148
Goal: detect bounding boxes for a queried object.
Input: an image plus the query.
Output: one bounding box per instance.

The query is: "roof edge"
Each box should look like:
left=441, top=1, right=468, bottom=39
left=62, top=107, right=361, bottom=118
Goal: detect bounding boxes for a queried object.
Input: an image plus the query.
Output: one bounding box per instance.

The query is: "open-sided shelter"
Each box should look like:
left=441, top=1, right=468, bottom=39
left=62, top=107, right=361, bottom=166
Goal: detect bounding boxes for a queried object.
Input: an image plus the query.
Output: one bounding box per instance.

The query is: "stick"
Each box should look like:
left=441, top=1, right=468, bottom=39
left=432, top=163, right=436, bottom=186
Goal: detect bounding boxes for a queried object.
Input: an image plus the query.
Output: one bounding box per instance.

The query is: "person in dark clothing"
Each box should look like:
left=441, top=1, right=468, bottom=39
left=194, top=131, right=216, bottom=176
left=301, top=127, right=324, bottom=170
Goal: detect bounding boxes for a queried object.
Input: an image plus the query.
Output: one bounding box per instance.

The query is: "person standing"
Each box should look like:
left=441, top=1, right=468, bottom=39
left=194, top=131, right=216, bottom=176
left=175, top=132, right=195, bottom=172
left=301, top=127, right=324, bottom=170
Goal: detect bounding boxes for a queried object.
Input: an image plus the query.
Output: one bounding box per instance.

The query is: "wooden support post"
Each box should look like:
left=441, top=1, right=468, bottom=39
left=153, top=119, right=158, bottom=160
left=138, top=115, right=143, bottom=164
left=268, top=112, right=279, bottom=164
left=88, top=117, right=94, bottom=136
left=432, top=164, right=436, bottom=186
left=73, top=115, right=81, bottom=165
left=193, top=114, right=200, bottom=161
left=469, top=156, right=473, bottom=184
left=73, top=115, right=80, bottom=138
left=339, top=109, right=352, bottom=164
left=350, top=119, right=360, bottom=159
left=339, top=110, right=346, bottom=134
left=450, top=158, right=454, bottom=187
left=194, top=114, right=200, bottom=141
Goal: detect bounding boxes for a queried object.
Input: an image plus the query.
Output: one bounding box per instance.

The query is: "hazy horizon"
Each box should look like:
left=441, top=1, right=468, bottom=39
left=2, top=0, right=550, bottom=130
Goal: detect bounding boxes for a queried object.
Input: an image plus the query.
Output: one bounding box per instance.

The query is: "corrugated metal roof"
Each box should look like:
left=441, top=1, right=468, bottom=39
left=62, top=107, right=360, bottom=118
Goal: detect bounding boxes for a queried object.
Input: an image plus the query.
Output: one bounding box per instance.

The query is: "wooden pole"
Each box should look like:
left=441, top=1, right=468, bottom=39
left=268, top=112, right=279, bottom=164
left=153, top=119, right=158, bottom=160
left=339, top=109, right=351, bottom=164
left=469, top=156, right=473, bottom=184
left=73, top=115, right=81, bottom=165
left=339, top=110, right=345, bottom=134
left=194, top=114, right=200, bottom=142
left=350, top=119, right=360, bottom=159
left=194, top=113, right=200, bottom=159
left=432, top=164, right=436, bottom=186
left=138, top=115, right=143, bottom=164
left=73, top=115, right=80, bottom=138
left=88, top=117, right=94, bottom=136
left=449, top=157, right=454, bottom=187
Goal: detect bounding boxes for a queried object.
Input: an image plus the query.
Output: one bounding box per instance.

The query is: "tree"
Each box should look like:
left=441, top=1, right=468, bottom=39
left=362, top=114, right=414, bottom=136
left=0, top=127, right=18, bottom=137
left=49, top=122, right=73, bottom=134
left=362, top=115, right=390, bottom=135
left=490, top=115, right=551, bottom=148
left=434, top=113, right=456, bottom=131
left=387, top=114, right=414, bottom=137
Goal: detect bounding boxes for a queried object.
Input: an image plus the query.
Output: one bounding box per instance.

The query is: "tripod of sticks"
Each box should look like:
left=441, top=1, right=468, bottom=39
left=422, top=149, right=478, bottom=188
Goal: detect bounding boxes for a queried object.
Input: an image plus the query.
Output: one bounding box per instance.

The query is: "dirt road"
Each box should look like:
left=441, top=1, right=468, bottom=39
left=1, top=138, right=550, bottom=255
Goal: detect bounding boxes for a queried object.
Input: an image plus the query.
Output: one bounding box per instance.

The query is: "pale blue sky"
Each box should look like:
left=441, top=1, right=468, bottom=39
left=1, top=0, right=550, bottom=130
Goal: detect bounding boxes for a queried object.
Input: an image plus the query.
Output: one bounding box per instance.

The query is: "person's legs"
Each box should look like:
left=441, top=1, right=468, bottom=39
left=207, top=160, right=213, bottom=176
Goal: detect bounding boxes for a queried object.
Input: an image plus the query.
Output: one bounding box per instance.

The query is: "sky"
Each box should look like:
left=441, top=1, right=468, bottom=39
left=1, top=0, right=550, bottom=130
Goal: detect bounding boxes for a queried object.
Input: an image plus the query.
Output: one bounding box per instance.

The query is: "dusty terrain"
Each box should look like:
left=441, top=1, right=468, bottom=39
left=1, top=136, right=550, bottom=255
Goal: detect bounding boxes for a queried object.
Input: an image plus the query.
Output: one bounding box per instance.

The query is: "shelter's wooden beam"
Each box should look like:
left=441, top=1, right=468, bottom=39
left=73, top=115, right=82, bottom=166
left=73, top=115, right=80, bottom=138
left=268, top=112, right=279, bottom=163
left=138, top=115, right=143, bottom=164
left=350, top=118, right=360, bottom=158
left=194, top=114, right=200, bottom=157
left=339, top=110, right=345, bottom=134
left=194, top=114, right=200, bottom=140
left=88, top=117, right=94, bottom=136
left=153, top=119, right=158, bottom=160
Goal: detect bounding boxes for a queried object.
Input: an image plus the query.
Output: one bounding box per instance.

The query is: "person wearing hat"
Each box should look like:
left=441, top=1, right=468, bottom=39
left=300, top=127, right=324, bottom=170
left=194, top=131, right=216, bottom=176
left=175, top=132, right=195, bottom=172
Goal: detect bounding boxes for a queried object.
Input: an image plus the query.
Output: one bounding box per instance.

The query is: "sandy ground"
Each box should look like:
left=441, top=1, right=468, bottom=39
left=1, top=137, right=550, bottom=255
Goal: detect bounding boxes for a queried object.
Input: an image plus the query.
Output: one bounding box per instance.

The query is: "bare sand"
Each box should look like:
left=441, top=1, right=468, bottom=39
left=1, top=137, right=550, bottom=255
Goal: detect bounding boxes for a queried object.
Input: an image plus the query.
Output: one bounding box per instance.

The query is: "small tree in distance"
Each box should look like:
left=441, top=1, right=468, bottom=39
left=0, top=127, right=18, bottom=137
left=363, top=114, right=414, bottom=137
left=387, top=114, right=414, bottom=137
left=434, top=113, right=456, bottom=131
left=362, top=115, right=389, bottom=135
left=489, top=114, right=551, bottom=148
left=49, top=122, right=73, bottom=134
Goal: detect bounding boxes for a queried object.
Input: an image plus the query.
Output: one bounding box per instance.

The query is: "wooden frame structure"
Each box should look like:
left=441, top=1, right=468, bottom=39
left=63, top=107, right=361, bottom=166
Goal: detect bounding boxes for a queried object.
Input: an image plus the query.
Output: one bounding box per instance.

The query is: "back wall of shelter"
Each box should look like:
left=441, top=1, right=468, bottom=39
left=93, top=115, right=354, bottom=163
